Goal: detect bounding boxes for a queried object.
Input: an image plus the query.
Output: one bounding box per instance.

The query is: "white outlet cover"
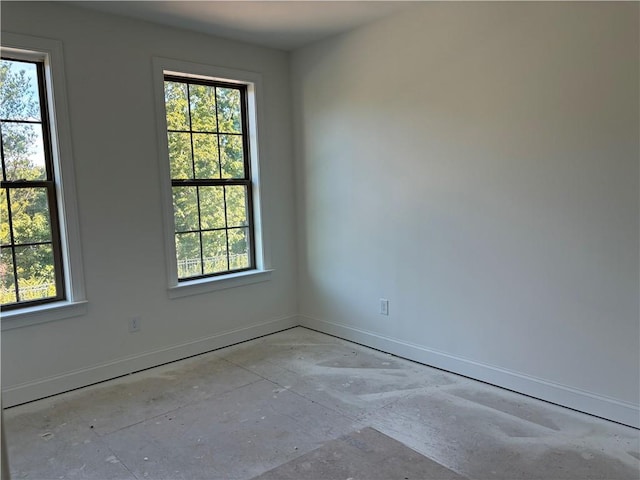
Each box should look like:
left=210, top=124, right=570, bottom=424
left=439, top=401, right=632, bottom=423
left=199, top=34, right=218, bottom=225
left=380, top=299, right=389, bottom=315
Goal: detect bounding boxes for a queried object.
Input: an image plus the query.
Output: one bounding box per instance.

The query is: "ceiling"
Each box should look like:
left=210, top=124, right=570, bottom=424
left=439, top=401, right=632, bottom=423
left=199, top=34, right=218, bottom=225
left=73, top=1, right=414, bottom=51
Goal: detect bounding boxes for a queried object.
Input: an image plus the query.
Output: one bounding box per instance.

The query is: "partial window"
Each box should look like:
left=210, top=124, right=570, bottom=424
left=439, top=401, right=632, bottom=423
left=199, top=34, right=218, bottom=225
left=163, top=76, right=255, bottom=281
left=1, top=34, right=86, bottom=327
left=1, top=57, right=64, bottom=309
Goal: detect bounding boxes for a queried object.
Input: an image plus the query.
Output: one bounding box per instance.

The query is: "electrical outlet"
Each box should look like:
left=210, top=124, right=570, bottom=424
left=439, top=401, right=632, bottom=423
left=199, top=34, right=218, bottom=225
left=129, top=316, right=141, bottom=333
left=380, top=299, right=389, bottom=316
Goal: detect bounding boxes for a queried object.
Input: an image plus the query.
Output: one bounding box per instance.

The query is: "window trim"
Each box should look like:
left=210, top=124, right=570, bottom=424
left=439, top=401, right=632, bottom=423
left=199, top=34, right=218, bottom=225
left=152, top=57, right=272, bottom=296
left=1, top=33, right=87, bottom=330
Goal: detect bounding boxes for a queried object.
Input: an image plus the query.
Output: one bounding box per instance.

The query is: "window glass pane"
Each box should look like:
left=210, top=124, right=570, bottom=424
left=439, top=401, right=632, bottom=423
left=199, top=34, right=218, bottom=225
left=216, top=87, right=242, bottom=134
left=199, top=186, right=225, bottom=230
left=189, top=84, right=217, bottom=132
left=0, top=189, right=10, bottom=245
left=0, top=60, right=41, bottom=121
left=193, top=133, right=219, bottom=179
left=225, top=186, right=248, bottom=227
left=10, top=187, right=52, bottom=244
left=15, top=244, right=56, bottom=301
left=167, top=132, right=193, bottom=179
left=164, top=81, right=189, bottom=131
left=219, top=135, right=244, bottom=178
left=172, top=187, right=199, bottom=232
left=0, top=248, right=16, bottom=304
left=175, top=232, right=201, bottom=278
left=1, top=122, right=47, bottom=181
left=228, top=228, right=250, bottom=270
left=202, top=230, right=228, bottom=274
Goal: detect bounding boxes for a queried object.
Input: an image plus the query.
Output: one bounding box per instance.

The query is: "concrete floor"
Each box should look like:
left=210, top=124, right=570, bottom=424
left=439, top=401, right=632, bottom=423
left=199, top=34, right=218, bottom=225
left=4, top=327, right=639, bottom=479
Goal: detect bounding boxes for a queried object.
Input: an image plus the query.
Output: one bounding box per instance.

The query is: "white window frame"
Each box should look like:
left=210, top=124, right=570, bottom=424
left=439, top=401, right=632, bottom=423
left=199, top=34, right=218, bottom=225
left=152, top=57, right=272, bottom=299
left=1, top=33, right=87, bottom=330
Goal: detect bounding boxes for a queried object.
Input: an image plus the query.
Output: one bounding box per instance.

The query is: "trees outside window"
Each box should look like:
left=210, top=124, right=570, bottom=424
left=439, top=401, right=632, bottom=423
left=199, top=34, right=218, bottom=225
left=164, top=76, right=255, bottom=280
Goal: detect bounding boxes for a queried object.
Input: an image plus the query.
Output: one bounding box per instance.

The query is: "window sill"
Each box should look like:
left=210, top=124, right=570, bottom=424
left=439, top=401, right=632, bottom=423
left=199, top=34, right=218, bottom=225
left=168, top=269, right=273, bottom=299
left=1, top=300, right=88, bottom=331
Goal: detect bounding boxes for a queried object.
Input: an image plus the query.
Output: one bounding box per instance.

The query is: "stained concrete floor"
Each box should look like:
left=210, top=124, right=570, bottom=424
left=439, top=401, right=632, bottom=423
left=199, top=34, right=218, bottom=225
left=4, top=327, right=639, bottom=479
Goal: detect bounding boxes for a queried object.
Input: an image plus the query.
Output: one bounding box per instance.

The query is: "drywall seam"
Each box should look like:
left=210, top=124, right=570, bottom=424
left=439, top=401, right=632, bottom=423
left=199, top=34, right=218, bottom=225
left=299, top=315, right=640, bottom=429
left=2, top=315, right=298, bottom=407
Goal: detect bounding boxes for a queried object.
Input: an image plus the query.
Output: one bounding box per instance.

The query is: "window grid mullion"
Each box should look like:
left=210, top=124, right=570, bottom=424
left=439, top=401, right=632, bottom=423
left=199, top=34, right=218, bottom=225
left=185, top=83, right=197, bottom=180
left=171, top=179, right=248, bottom=187
left=196, top=187, right=204, bottom=276
left=4, top=188, right=20, bottom=302
left=0, top=118, right=43, bottom=125
left=213, top=86, right=230, bottom=271
left=1, top=122, right=6, bottom=182
left=1, top=180, right=54, bottom=189
left=185, top=83, right=204, bottom=276
left=2, top=76, right=21, bottom=301
left=167, top=129, right=242, bottom=136
left=222, top=186, right=230, bottom=270
left=214, top=87, right=224, bottom=181
left=4, top=239, right=53, bottom=248
left=174, top=225, right=247, bottom=235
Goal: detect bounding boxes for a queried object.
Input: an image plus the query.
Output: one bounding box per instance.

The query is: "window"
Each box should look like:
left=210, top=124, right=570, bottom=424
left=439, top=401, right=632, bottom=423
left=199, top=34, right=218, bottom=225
left=1, top=58, right=65, bottom=308
left=1, top=34, right=86, bottom=327
left=164, top=76, right=255, bottom=280
left=154, top=57, right=271, bottom=297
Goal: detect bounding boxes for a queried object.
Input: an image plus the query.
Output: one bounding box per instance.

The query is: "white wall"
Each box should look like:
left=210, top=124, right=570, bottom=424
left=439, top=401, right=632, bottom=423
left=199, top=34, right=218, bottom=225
left=1, top=2, right=298, bottom=404
left=292, top=2, right=639, bottom=427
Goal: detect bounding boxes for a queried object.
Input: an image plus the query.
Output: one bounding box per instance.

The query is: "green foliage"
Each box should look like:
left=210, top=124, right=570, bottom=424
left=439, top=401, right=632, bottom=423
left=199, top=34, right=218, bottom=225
left=199, top=187, right=226, bottom=230
left=189, top=84, right=217, bottom=132
left=216, top=88, right=242, bottom=134
left=164, top=81, right=189, bottom=131
left=193, top=133, right=219, bottom=179
left=168, top=132, right=192, bottom=179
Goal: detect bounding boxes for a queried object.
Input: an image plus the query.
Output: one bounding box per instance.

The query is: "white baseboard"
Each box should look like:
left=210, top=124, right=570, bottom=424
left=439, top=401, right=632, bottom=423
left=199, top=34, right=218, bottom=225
left=3, top=315, right=298, bottom=408
left=299, top=315, right=640, bottom=429
left=5, top=313, right=638, bottom=429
